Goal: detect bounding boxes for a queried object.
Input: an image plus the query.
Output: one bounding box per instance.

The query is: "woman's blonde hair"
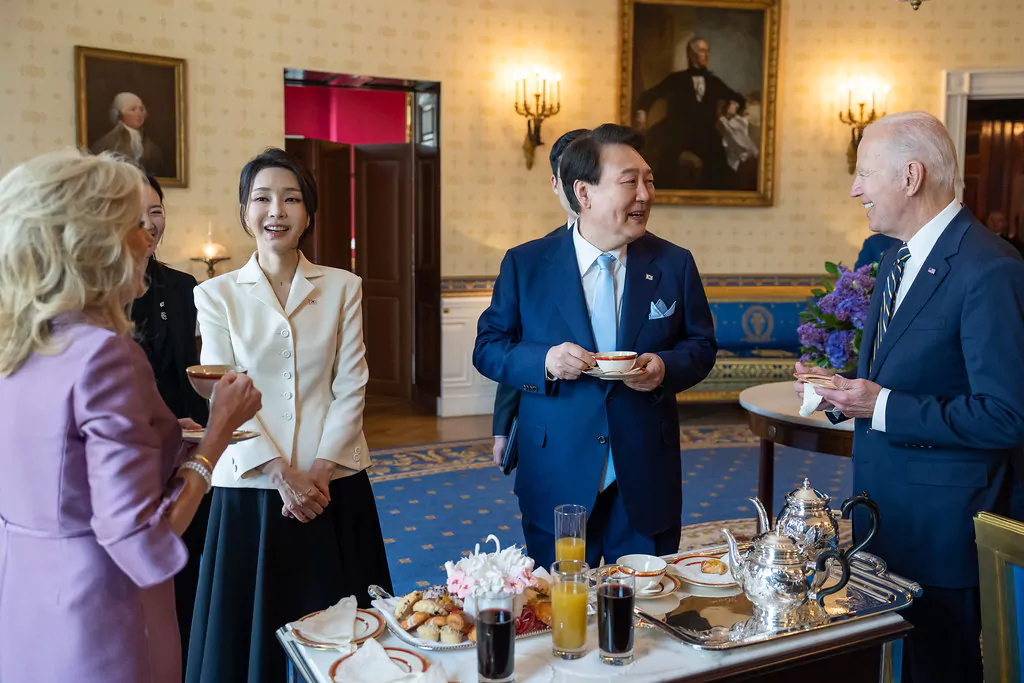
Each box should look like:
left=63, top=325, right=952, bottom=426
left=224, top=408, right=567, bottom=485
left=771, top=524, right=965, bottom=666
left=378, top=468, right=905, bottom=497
left=0, top=148, right=145, bottom=376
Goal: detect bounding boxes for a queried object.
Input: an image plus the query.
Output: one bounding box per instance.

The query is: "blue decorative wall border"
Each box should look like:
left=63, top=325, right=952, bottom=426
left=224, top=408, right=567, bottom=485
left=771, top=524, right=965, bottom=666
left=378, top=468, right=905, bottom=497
left=442, top=274, right=820, bottom=297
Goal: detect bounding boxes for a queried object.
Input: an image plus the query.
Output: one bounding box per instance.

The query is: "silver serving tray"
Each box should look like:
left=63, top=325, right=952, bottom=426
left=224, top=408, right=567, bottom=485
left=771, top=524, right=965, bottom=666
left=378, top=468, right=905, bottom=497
left=635, top=546, right=921, bottom=651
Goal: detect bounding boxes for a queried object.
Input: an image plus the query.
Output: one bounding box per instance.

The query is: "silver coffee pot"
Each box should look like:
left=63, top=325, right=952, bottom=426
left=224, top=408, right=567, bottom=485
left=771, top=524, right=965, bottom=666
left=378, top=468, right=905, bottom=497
left=775, top=478, right=880, bottom=561
left=723, top=497, right=851, bottom=627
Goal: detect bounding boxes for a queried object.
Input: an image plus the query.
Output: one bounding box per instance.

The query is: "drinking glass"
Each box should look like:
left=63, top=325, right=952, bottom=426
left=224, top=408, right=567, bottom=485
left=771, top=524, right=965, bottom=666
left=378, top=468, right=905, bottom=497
left=596, top=565, right=635, bottom=665
left=550, top=559, right=590, bottom=660
left=554, top=504, right=586, bottom=563
left=475, top=592, right=515, bottom=683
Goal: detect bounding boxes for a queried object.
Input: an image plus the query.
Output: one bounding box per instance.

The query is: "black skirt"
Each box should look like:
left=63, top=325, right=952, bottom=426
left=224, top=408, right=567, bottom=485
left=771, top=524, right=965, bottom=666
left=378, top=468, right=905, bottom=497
left=185, top=471, right=394, bottom=683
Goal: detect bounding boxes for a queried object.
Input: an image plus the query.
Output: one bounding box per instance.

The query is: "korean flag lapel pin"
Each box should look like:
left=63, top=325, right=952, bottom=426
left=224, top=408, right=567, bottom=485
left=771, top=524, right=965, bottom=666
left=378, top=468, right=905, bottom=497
left=646, top=273, right=654, bottom=281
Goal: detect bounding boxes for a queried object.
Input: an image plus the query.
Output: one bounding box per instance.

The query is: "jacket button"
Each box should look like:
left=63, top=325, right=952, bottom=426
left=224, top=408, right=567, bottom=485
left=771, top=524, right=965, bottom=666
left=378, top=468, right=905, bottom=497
left=283, top=371, right=292, bottom=379
left=284, top=412, right=293, bottom=421
left=598, top=436, right=607, bottom=445
left=280, top=329, right=290, bottom=337
left=283, top=391, right=293, bottom=400
left=866, top=428, right=873, bottom=434
left=282, top=350, right=292, bottom=359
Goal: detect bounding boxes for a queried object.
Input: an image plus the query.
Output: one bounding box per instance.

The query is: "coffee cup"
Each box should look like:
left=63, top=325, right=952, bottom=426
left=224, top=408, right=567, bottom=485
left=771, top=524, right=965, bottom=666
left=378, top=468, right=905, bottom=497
left=616, top=554, right=667, bottom=591
left=593, top=351, right=637, bottom=374
left=186, top=365, right=248, bottom=399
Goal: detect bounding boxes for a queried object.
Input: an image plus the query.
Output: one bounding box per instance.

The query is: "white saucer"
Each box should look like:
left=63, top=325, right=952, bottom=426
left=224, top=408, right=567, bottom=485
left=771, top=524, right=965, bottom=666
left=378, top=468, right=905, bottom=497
left=636, top=573, right=683, bottom=599
left=584, top=367, right=646, bottom=381
left=182, top=429, right=261, bottom=445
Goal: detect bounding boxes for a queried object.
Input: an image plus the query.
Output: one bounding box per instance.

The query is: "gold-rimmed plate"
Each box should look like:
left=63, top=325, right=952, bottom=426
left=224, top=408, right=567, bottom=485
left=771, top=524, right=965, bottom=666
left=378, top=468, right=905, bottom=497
left=329, top=646, right=430, bottom=676
left=670, top=552, right=737, bottom=588
left=635, top=572, right=683, bottom=599
left=292, top=608, right=386, bottom=650
left=182, top=429, right=260, bottom=445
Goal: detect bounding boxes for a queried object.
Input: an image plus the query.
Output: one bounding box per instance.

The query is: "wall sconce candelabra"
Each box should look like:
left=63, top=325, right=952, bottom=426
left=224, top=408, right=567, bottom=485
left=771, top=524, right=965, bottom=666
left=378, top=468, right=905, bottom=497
left=190, top=222, right=230, bottom=279
left=837, top=77, right=890, bottom=174
left=515, top=66, right=561, bottom=170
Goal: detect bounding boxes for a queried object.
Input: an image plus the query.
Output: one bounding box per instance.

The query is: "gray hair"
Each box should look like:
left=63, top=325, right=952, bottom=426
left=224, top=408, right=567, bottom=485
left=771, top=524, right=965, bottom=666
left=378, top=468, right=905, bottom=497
left=108, top=92, right=144, bottom=126
left=868, top=111, right=963, bottom=194
left=686, top=37, right=708, bottom=55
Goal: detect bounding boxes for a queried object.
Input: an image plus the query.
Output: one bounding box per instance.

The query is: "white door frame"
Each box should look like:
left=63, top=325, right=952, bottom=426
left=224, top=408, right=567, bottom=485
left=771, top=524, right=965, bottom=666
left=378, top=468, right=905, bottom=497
left=942, top=68, right=1024, bottom=200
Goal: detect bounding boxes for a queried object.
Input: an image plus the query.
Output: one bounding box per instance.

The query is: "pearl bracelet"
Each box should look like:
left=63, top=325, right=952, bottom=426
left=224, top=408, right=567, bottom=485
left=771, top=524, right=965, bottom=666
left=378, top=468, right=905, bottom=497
left=179, top=460, right=212, bottom=493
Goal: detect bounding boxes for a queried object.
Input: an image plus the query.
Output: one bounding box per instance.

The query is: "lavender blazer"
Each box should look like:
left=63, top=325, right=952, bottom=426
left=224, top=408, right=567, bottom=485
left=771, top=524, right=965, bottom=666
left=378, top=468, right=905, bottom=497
left=0, top=323, right=190, bottom=682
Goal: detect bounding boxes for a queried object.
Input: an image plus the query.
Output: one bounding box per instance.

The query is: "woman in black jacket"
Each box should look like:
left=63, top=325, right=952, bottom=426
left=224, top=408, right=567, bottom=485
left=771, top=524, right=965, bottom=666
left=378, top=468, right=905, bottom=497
left=131, top=174, right=210, bottom=675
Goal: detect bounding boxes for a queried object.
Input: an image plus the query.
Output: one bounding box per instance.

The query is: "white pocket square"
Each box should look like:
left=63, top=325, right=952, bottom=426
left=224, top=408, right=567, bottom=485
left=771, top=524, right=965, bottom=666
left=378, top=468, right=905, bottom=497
left=649, top=299, right=677, bottom=320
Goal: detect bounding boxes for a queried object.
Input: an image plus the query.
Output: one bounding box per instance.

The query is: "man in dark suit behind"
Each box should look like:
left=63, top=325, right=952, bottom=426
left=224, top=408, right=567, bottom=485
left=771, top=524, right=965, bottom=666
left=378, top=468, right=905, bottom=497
left=802, top=111, right=1024, bottom=683
left=633, top=37, right=745, bottom=191
left=491, top=128, right=589, bottom=466
left=474, top=124, right=717, bottom=570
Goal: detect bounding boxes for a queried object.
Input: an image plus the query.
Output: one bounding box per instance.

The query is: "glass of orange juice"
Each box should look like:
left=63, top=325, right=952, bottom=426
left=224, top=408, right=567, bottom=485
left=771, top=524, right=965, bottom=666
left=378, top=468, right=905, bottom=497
left=551, top=559, right=590, bottom=659
left=554, top=504, right=586, bottom=563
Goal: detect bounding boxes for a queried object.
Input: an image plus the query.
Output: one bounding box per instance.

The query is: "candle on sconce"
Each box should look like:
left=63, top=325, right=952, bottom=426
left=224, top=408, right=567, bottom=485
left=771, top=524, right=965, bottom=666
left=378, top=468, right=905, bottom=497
left=555, top=73, right=561, bottom=107
left=534, top=65, right=540, bottom=96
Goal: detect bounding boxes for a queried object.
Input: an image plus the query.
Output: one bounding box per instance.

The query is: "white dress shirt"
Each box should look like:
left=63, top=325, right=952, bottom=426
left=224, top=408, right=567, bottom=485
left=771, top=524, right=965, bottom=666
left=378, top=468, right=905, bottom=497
left=692, top=75, right=706, bottom=103
left=121, top=122, right=144, bottom=161
left=872, top=199, right=962, bottom=431
left=573, top=223, right=627, bottom=328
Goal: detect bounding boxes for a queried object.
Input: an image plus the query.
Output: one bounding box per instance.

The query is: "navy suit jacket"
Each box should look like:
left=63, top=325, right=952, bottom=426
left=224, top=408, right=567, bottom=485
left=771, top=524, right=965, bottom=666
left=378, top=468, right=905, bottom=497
left=848, top=208, right=1024, bottom=588
left=492, top=223, right=570, bottom=437
left=473, top=228, right=717, bottom=537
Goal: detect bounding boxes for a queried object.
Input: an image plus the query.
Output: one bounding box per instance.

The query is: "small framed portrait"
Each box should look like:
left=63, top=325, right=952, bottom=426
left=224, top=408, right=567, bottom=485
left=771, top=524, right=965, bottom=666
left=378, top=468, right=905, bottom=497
left=75, top=46, right=187, bottom=187
left=619, top=0, right=780, bottom=206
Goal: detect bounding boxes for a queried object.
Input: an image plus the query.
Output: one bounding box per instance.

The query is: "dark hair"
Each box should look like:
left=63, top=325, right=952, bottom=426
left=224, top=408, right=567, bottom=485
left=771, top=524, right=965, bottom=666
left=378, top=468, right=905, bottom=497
left=238, top=147, right=318, bottom=246
left=145, top=175, right=164, bottom=202
left=559, top=124, right=645, bottom=214
left=549, top=129, right=589, bottom=176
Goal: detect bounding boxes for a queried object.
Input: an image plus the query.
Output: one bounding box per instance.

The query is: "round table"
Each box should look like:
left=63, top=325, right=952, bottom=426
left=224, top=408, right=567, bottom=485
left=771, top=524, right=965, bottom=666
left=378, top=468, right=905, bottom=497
left=738, top=381, right=854, bottom=513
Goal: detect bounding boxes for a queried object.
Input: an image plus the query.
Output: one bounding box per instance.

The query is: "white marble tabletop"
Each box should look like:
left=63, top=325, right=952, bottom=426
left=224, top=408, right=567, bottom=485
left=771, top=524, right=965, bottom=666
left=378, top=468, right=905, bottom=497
left=281, top=607, right=903, bottom=682
left=739, top=381, right=854, bottom=433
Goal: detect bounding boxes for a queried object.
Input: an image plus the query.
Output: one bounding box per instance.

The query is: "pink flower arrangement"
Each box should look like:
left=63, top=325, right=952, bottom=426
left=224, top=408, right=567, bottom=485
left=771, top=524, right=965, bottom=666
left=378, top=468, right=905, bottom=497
left=444, top=535, right=536, bottom=600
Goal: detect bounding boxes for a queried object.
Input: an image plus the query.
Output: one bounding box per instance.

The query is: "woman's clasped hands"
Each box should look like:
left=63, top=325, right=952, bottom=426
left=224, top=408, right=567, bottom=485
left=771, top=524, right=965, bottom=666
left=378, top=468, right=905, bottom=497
left=264, top=457, right=337, bottom=523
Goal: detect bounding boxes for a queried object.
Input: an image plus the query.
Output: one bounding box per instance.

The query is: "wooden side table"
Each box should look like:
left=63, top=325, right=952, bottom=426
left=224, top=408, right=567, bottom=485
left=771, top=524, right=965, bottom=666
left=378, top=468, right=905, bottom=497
left=739, top=382, right=854, bottom=513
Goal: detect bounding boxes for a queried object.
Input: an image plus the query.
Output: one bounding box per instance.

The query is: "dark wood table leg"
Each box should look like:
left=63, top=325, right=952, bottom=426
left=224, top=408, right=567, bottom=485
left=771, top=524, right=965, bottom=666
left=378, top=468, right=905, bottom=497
left=758, top=437, right=775, bottom=514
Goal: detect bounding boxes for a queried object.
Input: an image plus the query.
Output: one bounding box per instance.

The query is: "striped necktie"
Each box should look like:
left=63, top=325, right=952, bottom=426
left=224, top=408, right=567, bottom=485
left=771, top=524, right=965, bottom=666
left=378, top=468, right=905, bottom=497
left=872, top=243, right=911, bottom=365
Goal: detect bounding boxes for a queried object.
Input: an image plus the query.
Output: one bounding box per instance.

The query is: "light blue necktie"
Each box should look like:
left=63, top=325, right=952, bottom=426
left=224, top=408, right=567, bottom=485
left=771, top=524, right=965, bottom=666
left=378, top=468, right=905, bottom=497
left=592, top=253, right=617, bottom=490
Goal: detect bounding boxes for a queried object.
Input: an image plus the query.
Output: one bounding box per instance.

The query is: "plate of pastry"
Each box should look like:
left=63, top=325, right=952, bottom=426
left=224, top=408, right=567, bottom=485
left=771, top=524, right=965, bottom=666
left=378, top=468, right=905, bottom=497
left=369, top=583, right=553, bottom=652
left=670, top=552, right=737, bottom=588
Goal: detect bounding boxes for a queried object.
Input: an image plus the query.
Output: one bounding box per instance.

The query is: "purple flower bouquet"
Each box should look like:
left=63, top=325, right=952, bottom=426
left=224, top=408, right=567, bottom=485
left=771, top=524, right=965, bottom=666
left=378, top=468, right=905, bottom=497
left=797, top=262, right=877, bottom=374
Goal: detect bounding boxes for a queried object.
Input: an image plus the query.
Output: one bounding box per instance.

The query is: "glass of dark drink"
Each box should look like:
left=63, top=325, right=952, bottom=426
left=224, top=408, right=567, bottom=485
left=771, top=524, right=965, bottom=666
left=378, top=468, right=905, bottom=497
left=597, top=564, right=635, bottom=665
left=475, top=591, right=515, bottom=682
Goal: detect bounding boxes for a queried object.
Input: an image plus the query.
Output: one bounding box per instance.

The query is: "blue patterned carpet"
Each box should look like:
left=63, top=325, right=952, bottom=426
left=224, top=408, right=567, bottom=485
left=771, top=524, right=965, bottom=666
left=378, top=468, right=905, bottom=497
left=368, top=425, right=853, bottom=594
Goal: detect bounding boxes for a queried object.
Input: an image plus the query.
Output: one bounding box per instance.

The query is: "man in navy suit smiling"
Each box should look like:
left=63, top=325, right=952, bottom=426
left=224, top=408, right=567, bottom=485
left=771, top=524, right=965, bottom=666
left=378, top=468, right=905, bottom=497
left=803, top=111, right=1024, bottom=683
left=473, top=124, right=717, bottom=570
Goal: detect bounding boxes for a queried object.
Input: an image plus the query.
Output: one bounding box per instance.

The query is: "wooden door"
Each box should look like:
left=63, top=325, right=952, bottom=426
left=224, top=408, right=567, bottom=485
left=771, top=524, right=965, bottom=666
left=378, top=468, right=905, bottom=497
left=412, top=143, right=441, bottom=413
left=285, top=138, right=352, bottom=270
left=354, top=144, right=413, bottom=398
left=963, top=101, right=1024, bottom=236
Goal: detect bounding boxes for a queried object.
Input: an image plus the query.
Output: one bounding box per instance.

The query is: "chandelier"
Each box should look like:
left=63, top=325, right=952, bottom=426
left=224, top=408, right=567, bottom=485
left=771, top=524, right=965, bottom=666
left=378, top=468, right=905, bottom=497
left=899, top=0, right=928, bottom=9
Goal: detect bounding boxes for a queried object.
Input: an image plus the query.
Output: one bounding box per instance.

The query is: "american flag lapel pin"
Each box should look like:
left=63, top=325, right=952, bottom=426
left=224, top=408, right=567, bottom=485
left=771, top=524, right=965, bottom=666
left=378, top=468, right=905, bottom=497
left=646, top=273, right=654, bottom=281
left=927, top=268, right=936, bottom=275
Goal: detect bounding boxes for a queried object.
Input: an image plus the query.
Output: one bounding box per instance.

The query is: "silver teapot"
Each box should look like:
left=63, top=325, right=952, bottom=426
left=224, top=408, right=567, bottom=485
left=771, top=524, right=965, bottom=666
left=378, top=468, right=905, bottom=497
left=775, top=478, right=880, bottom=561
left=723, top=497, right=851, bottom=627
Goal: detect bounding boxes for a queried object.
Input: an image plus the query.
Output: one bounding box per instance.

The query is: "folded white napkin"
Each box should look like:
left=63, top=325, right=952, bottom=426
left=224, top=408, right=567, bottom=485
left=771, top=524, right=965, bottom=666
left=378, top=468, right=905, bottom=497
left=289, top=595, right=357, bottom=651
left=332, top=638, right=447, bottom=683
left=799, top=383, right=822, bottom=417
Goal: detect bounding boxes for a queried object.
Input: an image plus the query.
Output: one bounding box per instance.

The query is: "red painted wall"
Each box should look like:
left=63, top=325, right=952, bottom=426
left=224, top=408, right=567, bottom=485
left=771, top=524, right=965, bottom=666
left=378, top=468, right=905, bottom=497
left=284, top=85, right=406, bottom=144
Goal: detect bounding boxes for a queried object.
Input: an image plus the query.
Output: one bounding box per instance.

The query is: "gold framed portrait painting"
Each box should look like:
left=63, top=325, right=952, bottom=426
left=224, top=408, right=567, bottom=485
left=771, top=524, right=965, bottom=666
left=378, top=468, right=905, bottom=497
left=619, top=0, right=780, bottom=206
left=75, top=46, right=187, bottom=187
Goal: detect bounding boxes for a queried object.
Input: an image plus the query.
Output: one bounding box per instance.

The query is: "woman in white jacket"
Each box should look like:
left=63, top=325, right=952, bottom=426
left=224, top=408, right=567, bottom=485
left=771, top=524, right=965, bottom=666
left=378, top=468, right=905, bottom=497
left=187, top=148, right=393, bottom=683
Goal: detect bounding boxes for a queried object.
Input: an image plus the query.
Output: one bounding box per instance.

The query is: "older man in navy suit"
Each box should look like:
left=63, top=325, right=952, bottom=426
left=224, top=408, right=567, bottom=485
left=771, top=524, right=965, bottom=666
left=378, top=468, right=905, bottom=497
left=801, top=111, right=1024, bottom=683
left=474, top=124, right=717, bottom=570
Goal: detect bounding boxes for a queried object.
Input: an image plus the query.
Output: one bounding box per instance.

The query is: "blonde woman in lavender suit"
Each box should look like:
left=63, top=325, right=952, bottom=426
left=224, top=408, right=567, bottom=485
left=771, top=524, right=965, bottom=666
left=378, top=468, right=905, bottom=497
left=0, top=149, right=261, bottom=682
